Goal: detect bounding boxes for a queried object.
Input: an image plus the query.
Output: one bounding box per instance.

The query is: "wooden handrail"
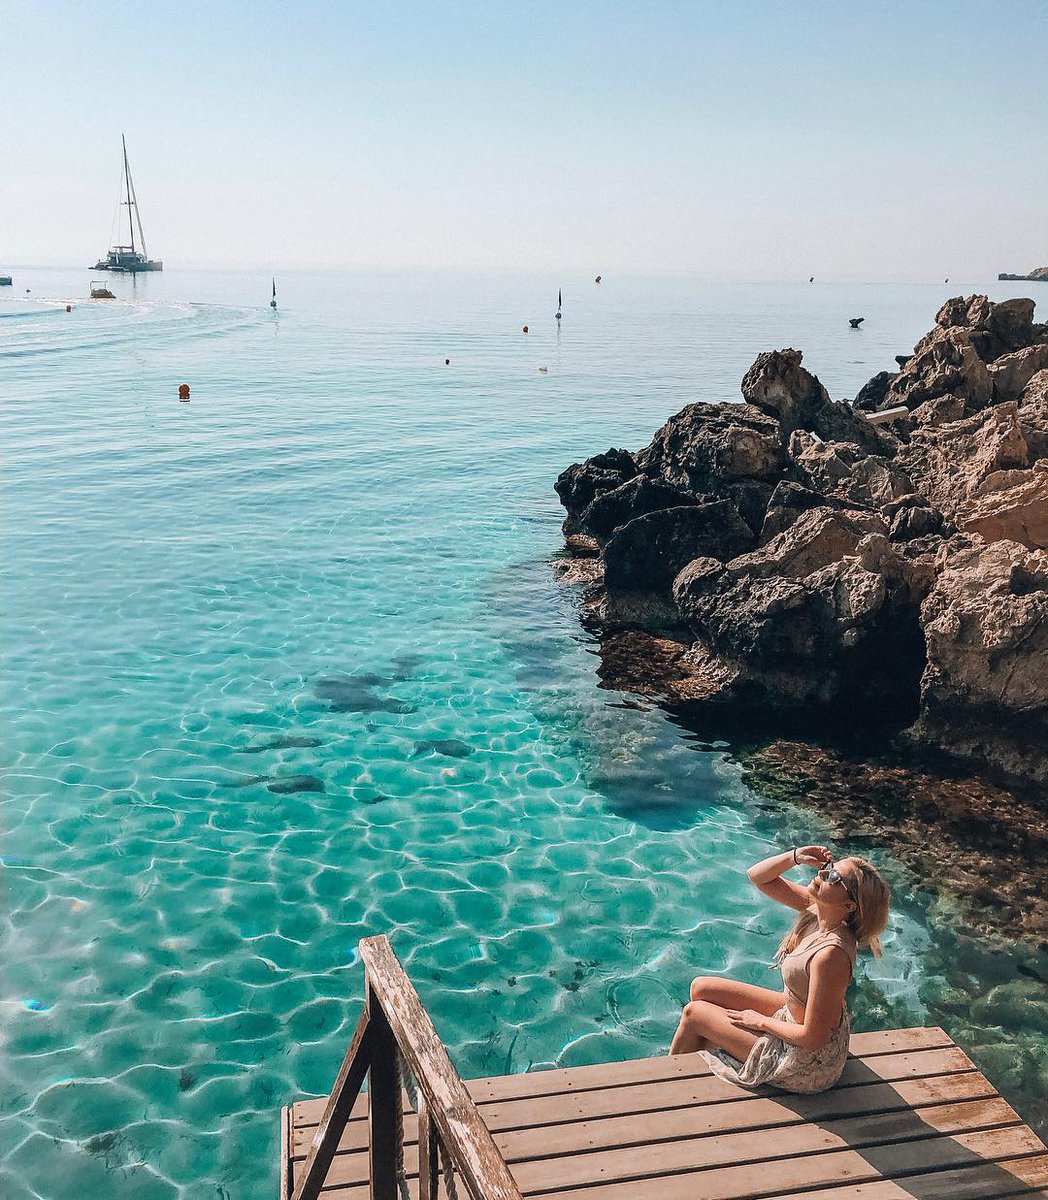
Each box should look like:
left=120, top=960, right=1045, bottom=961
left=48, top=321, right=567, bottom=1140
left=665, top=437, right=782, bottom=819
left=359, top=935, right=524, bottom=1200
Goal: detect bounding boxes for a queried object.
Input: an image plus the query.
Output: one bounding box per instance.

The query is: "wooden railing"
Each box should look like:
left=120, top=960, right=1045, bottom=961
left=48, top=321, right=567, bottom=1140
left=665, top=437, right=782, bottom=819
left=285, top=935, right=524, bottom=1200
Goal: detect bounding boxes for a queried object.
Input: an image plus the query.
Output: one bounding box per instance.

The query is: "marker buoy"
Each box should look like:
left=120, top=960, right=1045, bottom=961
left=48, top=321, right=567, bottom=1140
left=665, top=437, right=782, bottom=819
left=444, top=358, right=450, bottom=366
left=522, top=325, right=529, bottom=334
left=65, top=304, right=72, bottom=312
left=178, top=383, right=191, bottom=402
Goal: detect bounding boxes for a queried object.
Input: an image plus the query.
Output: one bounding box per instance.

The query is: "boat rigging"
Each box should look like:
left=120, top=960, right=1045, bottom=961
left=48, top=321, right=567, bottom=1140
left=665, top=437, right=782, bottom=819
left=92, top=135, right=163, bottom=273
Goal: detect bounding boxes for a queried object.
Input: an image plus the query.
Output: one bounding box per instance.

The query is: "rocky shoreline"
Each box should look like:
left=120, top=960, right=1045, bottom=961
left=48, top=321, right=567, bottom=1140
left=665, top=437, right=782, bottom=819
left=554, top=295, right=1047, bottom=943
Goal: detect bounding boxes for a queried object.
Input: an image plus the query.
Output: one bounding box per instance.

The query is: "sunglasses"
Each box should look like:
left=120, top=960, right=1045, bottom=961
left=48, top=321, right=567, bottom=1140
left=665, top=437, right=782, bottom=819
left=817, top=861, right=858, bottom=903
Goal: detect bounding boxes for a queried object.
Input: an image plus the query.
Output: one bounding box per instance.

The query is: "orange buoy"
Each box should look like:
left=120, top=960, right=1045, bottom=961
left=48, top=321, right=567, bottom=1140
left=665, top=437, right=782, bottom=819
left=178, top=383, right=191, bottom=402
left=522, top=325, right=529, bottom=333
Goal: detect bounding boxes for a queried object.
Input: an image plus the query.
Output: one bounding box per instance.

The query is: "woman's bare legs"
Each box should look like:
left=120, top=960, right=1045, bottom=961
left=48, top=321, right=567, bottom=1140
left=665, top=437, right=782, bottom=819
left=669, top=976, right=785, bottom=1056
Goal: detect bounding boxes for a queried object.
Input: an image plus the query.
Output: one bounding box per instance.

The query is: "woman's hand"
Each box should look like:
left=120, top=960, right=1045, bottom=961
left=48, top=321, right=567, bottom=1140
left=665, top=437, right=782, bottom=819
left=726, top=1009, right=769, bottom=1035
left=794, top=845, right=832, bottom=867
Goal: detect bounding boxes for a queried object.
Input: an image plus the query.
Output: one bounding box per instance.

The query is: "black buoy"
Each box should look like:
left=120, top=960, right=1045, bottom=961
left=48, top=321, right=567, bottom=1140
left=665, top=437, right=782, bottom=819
left=809, top=276, right=814, bottom=283
left=595, top=275, right=602, bottom=284
left=444, top=358, right=450, bottom=366
left=849, top=317, right=865, bottom=329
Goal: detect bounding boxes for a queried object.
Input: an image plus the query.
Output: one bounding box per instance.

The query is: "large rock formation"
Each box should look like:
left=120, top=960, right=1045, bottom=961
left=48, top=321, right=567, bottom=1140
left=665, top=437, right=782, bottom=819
left=555, top=295, right=1048, bottom=785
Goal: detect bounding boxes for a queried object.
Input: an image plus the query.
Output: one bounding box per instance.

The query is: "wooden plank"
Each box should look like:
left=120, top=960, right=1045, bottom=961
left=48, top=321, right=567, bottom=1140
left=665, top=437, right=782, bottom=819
left=465, top=1046, right=979, bottom=1135
left=532, top=1125, right=1048, bottom=1200
left=292, top=1007, right=372, bottom=1200
left=298, top=1140, right=1048, bottom=1200
left=771, top=1151, right=1048, bottom=1198
left=280, top=1105, right=292, bottom=1200
left=294, top=1067, right=999, bottom=1161
left=295, top=1095, right=1024, bottom=1192
left=358, top=935, right=523, bottom=1200
left=291, top=1028, right=957, bottom=1130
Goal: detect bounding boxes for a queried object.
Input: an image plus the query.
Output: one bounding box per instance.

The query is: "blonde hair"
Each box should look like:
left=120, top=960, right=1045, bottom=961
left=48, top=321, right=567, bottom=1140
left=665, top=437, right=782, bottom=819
left=775, top=856, right=891, bottom=963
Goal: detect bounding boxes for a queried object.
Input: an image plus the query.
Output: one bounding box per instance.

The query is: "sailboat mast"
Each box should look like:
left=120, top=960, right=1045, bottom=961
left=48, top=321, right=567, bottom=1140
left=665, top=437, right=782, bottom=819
left=122, top=134, right=136, bottom=253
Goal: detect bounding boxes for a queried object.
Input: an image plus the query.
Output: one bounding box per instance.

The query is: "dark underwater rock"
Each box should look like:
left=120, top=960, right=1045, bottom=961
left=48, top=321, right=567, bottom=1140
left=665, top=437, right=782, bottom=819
left=266, top=774, right=325, bottom=794
left=238, top=735, right=323, bottom=754
left=413, top=738, right=474, bottom=758
left=314, top=674, right=414, bottom=714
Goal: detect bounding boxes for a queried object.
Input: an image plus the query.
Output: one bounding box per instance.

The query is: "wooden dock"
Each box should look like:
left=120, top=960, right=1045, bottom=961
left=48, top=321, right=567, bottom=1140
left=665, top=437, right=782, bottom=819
left=280, top=937, right=1048, bottom=1200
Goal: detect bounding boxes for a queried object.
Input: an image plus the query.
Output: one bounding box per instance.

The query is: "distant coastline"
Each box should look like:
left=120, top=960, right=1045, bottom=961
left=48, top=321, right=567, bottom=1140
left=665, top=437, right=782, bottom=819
left=998, top=266, right=1048, bottom=281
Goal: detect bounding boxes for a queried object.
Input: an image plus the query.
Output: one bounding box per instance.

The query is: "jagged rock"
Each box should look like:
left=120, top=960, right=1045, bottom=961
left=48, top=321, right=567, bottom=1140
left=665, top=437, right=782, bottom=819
left=911, top=539, right=1048, bottom=784
left=553, top=294, right=1047, bottom=785
left=743, top=348, right=897, bottom=454
left=555, top=448, right=636, bottom=531
left=1018, top=374, right=1048, bottom=459
left=760, top=481, right=831, bottom=543
left=899, top=402, right=1031, bottom=520
left=790, top=431, right=913, bottom=509
left=634, top=401, right=786, bottom=491
left=910, top=394, right=969, bottom=427
left=580, top=476, right=701, bottom=540
left=888, top=326, right=994, bottom=412
left=670, top=510, right=923, bottom=713
left=742, top=349, right=831, bottom=433
left=934, top=295, right=1038, bottom=359
left=603, top=501, right=753, bottom=595
left=853, top=370, right=897, bottom=412
left=955, top=461, right=1048, bottom=549
left=883, top=494, right=946, bottom=542
left=888, top=296, right=1046, bottom=415
left=989, top=343, right=1048, bottom=404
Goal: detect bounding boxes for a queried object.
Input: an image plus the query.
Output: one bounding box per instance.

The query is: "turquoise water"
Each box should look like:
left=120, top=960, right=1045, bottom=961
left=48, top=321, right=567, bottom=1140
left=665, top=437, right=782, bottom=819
left=2, top=268, right=1045, bottom=1199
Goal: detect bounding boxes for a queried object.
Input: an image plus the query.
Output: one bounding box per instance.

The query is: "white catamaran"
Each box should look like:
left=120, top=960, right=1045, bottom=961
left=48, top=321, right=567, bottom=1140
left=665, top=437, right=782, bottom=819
left=92, top=135, right=163, bottom=273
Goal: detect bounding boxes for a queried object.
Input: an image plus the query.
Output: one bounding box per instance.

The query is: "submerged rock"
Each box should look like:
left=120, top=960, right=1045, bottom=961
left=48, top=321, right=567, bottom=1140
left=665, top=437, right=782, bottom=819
left=238, top=735, right=323, bottom=754
left=314, top=673, right=414, bottom=714
left=267, top=774, right=325, bottom=794
left=413, top=738, right=474, bottom=758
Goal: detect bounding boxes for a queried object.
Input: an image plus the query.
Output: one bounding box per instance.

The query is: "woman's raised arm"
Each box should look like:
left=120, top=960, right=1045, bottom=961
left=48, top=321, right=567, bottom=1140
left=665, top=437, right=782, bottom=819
left=747, top=845, right=830, bottom=912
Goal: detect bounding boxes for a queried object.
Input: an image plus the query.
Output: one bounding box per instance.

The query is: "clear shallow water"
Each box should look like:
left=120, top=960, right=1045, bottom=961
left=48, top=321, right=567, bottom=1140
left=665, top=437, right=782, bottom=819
left=2, top=268, right=1045, bottom=1199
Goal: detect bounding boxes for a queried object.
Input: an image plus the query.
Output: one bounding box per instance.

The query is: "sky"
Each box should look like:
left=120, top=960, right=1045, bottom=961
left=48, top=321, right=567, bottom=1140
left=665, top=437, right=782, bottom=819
left=2, top=1, right=1046, bottom=278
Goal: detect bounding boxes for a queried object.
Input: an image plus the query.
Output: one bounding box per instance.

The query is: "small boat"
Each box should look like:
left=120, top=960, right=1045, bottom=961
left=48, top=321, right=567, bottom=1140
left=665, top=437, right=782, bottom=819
left=0, top=274, right=12, bottom=286
left=92, top=135, right=162, bottom=273
left=90, top=282, right=116, bottom=299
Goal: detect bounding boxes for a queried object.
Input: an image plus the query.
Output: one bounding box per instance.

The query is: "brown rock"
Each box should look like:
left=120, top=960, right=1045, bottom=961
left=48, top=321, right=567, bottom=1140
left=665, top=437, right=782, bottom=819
left=671, top=509, right=923, bottom=714
left=790, top=431, right=913, bottom=509
left=899, top=402, right=1031, bottom=519
left=634, top=401, right=786, bottom=491
left=911, top=538, right=1048, bottom=784
left=989, top=343, right=1048, bottom=403
left=955, top=461, right=1048, bottom=549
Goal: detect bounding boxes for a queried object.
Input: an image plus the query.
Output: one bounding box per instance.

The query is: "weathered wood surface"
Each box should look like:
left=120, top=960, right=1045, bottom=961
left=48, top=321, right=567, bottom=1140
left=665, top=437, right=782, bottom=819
left=284, top=1025, right=1047, bottom=1199
left=357, top=935, right=524, bottom=1200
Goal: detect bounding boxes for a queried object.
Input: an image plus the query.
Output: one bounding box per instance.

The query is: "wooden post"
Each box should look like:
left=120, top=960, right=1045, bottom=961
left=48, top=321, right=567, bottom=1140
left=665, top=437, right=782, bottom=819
left=417, top=1095, right=439, bottom=1200
left=368, top=982, right=402, bottom=1200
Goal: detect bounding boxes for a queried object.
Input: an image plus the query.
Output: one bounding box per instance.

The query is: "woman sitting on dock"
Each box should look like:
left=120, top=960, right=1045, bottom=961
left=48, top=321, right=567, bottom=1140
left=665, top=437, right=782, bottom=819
left=669, top=845, right=890, bottom=1093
